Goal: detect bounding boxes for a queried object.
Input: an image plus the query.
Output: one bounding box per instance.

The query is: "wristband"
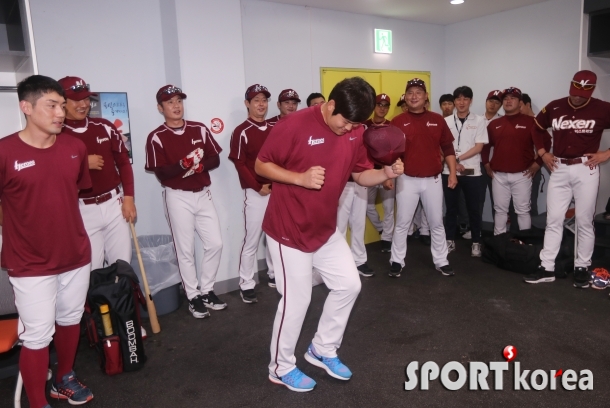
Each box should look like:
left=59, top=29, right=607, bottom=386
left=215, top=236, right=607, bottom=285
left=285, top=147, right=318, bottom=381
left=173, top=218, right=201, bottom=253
left=541, top=152, right=548, bottom=158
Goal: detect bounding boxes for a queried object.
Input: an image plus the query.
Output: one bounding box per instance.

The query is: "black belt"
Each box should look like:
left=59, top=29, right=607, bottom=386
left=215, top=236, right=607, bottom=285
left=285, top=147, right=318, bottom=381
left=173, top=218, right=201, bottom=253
left=81, top=187, right=120, bottom=205
left=558, top=157, right=584, bottom=166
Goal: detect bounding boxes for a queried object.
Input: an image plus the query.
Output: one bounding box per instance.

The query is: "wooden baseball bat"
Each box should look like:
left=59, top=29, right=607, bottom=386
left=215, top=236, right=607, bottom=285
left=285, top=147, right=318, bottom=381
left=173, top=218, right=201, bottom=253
left=130, top=222, right=161, bottom=334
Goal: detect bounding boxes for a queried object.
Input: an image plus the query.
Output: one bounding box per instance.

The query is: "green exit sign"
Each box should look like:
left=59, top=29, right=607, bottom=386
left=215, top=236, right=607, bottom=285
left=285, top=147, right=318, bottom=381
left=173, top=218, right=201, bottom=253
left=374, top=29, right=392, bottom=54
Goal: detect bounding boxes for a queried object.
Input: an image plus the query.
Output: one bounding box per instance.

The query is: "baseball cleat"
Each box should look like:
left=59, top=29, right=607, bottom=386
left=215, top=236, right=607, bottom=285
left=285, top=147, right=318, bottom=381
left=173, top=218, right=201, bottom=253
left=357, top=263, right=375, bottom=277
left=304, top=344, right=352, bottom=380
left=50, top=370, right=93, bottom=405
left=523, top=266, right=555, bottom=284
left=268, top=368, right=316, bottom=392
left=188, top=295, right=211, bottom=318
left=388, top=262, right=402, bottom=278
left=201, top=291, right=227, bottom=310
left=436, top=264, right=455, bottom=276
left=240, top=289, right=258, bottom=303
left=573, top=267, right=590, bottom=289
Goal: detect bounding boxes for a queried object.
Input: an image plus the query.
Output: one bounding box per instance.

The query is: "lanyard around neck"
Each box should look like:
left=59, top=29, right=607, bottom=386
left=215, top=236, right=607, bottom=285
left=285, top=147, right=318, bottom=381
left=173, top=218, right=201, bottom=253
left=453, top=113, right=469, bottom=149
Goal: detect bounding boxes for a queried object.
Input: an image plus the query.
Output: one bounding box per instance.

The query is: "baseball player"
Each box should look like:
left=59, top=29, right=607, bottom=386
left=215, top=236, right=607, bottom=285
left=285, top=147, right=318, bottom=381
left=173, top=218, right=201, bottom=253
left=145, top=85, right=226, bottom=318
left=481, top=87, right=549, bottom=235
left=256, top=77, right=403, bottom=392
left=443, top=86, right=488, bottom=257
left=229, top=84, right=276, bottom=303
left=267, top=89, right=300, bottom=125
left=526, top=70, right=610, bottom=286
left=397, top=94, right=408, bottom=113
left=364, top=93, right=395, bottom=253
left=439, top=94, right=455, bottom=117
left=2, top=75, right=93, bottom=407
left=306, top=93, right=325, bottom=107
left=59, top=76, right=136, bottom=271
left=389, top=78, right=457, bottom=278
left=480, top=90, right=503, bottom=219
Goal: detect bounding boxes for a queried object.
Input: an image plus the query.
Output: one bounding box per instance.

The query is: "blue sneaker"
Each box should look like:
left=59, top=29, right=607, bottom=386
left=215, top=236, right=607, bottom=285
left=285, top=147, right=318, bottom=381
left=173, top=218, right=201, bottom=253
left=304, top=344, right=352, bottom=380
left=50, top=370, right=93, bottom=405
left=268, top=367, right=316, bottom=392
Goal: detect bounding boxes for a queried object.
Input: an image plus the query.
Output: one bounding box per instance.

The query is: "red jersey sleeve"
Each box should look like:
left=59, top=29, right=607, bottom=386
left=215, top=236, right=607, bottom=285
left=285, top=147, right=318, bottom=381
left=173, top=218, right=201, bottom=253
left=105, top=121, right=134, bottom=196
left=203, top=126, right=222, bottom=158
left=532, top=105, right=552, bottom=152
left=229, top=125, right=263, bottom=191
left=439, top=121, right=456, bottom=157
left=258, top=120, right=294, bottom=166
left=145, top=131, right=168, bottom=171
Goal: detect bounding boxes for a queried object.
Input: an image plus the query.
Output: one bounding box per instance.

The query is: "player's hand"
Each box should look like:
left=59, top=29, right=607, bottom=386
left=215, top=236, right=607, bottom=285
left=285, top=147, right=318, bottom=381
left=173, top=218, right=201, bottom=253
left=484, top=163, right=494, bottom=179
left=259, top=184, right=271, bottom=196
left=382, top=179, right=394, bottom=190
left=384, top=158, right=404, bottom=179
left=448, top=173, right=458, bottom=189
left=541, top=152, right=558, bottom=172
left=299, top=166, right=325, bottom=189
left=180, top=148, right=204, bottom=169
left=524, top=162, right=540, bottom=179
left=456, top=163, right=466, bottom=174
left=584, top=150, right=610, bottom=167
left=122, top=196, right=137, bottom=223
left=88, top=154, right=104, bottom=170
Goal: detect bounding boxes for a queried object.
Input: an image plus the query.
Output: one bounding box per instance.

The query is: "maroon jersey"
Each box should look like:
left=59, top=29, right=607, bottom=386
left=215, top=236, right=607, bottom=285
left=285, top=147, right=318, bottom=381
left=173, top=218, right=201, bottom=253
left=364, top=118, right=390, bottom=127
left=267, top=115, right=281, bottom=126
left=63, top=117, right=134, bottom=198
left=0, top=133, right=92, bottom=277
left=533, top=97, right=610, bottom=158
left=228, top=119, right=272, bottom=191
left=482, top=113, right=547, bottom=173
left=391, top=110, right=455, bottom=177
left=145, top=120, right=222, bottom=191
left=258, top=106, right=373, bottom=252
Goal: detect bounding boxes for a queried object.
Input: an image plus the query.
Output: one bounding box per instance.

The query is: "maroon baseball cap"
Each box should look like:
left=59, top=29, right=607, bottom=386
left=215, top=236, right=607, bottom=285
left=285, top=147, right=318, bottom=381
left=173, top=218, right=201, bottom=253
left=363, top=124, right=405, bottom=166
left=486, top=90, right=502, bottom=101
left=376, top=94, right=391, bottom=104
left=406, top=78, right=427, bottom=93
left=396, top=94, right=406, bottom=107
left=245, top=84, right=271, bottom=100
left=58, top=76, right=98, bottom=101
left=278, top=89, right=300, bottom=102
left=156, top=85, right=187, bottom=104
left=502, top=87, right=522, bottom=100
left=570, top=70, right=597, bottom=99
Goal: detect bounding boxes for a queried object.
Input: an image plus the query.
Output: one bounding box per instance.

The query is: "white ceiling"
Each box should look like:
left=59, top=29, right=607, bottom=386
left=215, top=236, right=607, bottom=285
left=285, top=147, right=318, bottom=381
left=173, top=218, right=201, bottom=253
left=262, top=0, right=551, bottom=25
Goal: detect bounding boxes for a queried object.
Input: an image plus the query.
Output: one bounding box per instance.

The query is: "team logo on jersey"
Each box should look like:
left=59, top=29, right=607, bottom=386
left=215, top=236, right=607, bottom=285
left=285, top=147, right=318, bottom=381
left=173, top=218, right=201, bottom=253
left=192, top=139, right=202, bottom=145
left=14, top=160, right=35, bottom=171
left=97, top=136, right=109, bottom=144
left=426, top=122, right=438, bottom=127
left=552, top=115, right=595, bottom=134
left=515, top=125, right=527, bottom=129
left=308, top=136, right=325, bottom=146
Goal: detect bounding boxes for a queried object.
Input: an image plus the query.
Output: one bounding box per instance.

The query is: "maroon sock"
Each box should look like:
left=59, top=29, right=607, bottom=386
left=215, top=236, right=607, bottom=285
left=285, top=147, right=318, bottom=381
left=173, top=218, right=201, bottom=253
left=20, top=346, right=50, bottom=408
left=54, top=323, right=81, bottom=382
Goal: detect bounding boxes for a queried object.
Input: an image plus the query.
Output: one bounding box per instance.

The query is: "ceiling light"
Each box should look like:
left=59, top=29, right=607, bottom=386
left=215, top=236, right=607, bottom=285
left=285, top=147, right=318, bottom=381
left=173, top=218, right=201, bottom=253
left=450, top=0, right=464, bottom=4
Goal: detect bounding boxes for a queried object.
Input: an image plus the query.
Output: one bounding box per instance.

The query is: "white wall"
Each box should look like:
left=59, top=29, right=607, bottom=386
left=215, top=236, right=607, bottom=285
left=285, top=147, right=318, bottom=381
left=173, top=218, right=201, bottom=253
left=0, top=72, right=21, bottom=138
left=445, top=0, right=582, bottom=221
left=241, top=0, right=447, bottom=118
left=580, top=11, right=610, bottom=214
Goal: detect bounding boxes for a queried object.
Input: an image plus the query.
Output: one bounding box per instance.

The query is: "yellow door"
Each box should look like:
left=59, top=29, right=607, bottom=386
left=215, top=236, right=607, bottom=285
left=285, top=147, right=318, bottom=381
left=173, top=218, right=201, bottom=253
left=320, top=68, right=431, bottom=245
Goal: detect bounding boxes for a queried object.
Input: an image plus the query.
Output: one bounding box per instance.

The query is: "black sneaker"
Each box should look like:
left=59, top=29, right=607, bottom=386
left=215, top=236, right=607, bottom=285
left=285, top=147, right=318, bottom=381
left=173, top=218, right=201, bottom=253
left=523, top=265, right=555, bottom=284
left=201, top=291, right=227, bottom=310
left=436, top=264, right=455, bottom=276
left=380, top=240, right=392, bottom=253
left=268, top=277, right=276, bottom=288
left=188, top=295, right=211, bottom=318
left=357, top=263, right=375, bottom=277
left=388, top=262, right=402, bottom=278
left=573, top=267, right=590, bottom=289
left=419, top=234, right=431, bottom=246
left=240, top=289, right=258, bottom=303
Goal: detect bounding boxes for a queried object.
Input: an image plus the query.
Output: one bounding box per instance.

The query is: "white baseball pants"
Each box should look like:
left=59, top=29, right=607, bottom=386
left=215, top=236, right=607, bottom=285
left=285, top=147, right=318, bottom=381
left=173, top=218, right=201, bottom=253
left=366, top=184, right=395, bottom=241
left=540, top=160, right=600, bottom=271
left=79, top=187, right=131, bottom=270
left=492, top=171, right=532, bottom=235
left=268, top=230, right=361, bottom=377
left=10, top=264, right=91, bottom=349
left=391, top=174, right=449, bottom=268
left=163, top=187, right=222, bottom=299
left=238, top=188, right=274, bottom=291
left=337, top=182, right=368, bottom=266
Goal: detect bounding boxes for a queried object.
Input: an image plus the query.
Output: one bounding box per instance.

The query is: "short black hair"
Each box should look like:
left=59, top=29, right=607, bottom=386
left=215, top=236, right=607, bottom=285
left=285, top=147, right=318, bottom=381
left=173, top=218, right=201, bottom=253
left=17, top=75, right=64, bottom=104
left=328, top=77, right=376, bottom=123
left=452, top=86, right=473, bottom=100
left=521, top=93, right=532, bottom=105
left=306, top=92, right=325, bottom=107
left=439, top=94, right=454, bottom=106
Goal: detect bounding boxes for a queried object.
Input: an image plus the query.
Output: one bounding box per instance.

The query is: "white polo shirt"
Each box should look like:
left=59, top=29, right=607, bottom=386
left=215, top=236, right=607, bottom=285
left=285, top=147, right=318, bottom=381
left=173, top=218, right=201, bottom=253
left=442, top=113, right=488, bottom=176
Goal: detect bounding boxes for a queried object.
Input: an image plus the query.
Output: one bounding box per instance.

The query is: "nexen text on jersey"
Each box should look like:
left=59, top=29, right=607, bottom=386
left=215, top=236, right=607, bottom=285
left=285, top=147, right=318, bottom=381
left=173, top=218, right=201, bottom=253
left=552, top=116, right=595, bottom=131
left=14, top=160, right=35, bottom=171
left=97, top=137, right=109, bottom=144
left=308, top=136, right=324, bottom=146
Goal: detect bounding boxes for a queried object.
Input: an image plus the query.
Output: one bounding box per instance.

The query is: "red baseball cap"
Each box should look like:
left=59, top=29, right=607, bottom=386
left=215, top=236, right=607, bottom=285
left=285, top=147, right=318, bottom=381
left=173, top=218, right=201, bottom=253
left=58, top=76, right=98, bottom=101
left=406, top=78, right=427, bottom=93
left=570, top=70, right=597, bottom=99
left=376, top=94, right=391, bottom=104
left=278, top=89, right=301, bottom=102
left=245, top=84, right=271, bottom=100
left=486, top=90, right=502, bottom=101
left=156, top=85, right=187, bottom=104
left=501, top=87, right=522, bottom=100
left=397, top=94, right=406, bottom=107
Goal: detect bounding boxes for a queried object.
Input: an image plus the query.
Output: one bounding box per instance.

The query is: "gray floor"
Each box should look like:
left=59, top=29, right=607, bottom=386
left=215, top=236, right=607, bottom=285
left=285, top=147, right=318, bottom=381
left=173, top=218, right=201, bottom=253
left=1, top=237, right=609, bottom=407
